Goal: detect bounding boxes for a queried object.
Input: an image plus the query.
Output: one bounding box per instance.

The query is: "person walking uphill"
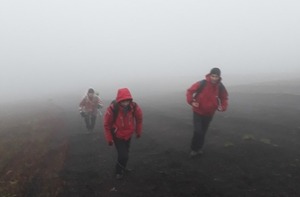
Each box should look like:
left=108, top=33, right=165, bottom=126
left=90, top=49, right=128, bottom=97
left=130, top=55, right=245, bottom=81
left=79, top=88, right=103, bottom=133
left=186, top=67, right=228, bottom=157
left=104, top=88, right=143, bottom=179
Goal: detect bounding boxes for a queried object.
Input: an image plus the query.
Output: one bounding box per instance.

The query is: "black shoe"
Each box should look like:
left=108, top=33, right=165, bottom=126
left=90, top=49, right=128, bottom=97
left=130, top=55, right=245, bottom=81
left=189, top=150, right=203, bottom=158
left=116, top=174, right=123, bottom=180
left=124, top=168, right=132, bottom=173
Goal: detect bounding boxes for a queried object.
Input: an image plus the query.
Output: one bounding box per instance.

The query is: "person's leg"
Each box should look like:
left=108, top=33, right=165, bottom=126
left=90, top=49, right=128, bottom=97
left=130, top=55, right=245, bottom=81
left=114, top=137, right=131, bottom=177
left=84, top=115, right=90, bottom=130
left=197, top=116, right=213, bottom=150
left=124, top=139, right=131, bottom=169
left=191, top=112, right=203, bottom=152
left=90, top=114, right=97, bottom=131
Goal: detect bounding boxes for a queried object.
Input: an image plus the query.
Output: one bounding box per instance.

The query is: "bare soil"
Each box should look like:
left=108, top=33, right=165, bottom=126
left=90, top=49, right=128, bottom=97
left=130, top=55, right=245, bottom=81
left=1, top=91, right=300, bottom=197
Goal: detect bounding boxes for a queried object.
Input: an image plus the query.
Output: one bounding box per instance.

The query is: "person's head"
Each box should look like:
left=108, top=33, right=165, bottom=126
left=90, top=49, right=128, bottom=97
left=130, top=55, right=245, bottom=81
left=209, top=67, right=221, bottom=84
left=87, top=88, right=95, bottom=98
left=116, top=88, right=133, bottom=106
left=120, top=99, right=132, bottom=107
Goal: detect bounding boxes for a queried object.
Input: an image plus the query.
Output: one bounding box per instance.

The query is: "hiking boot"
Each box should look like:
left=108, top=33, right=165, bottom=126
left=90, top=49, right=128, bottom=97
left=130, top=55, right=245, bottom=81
left=189, top=150, right=198, bottom=157
left=197, top=150, right=204, bottom=155
left=189, top=150, right=203, bottom=157
left=124, top=168, right=132, bottom=173
left=116, top=174, right=123, bottom=180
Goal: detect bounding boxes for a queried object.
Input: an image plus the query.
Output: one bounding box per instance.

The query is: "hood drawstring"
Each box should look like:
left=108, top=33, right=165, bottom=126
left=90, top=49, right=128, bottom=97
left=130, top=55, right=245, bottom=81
left=122, top=105, right=131, bottom=116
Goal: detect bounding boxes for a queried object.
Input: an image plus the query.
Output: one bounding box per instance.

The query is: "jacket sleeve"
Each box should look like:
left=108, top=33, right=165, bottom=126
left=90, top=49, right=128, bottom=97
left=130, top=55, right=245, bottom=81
left=186, top=81, right=200, bottom=105
left=134, top=104, right=143, bottom=136
left=79, top=97, right=86, bottom=111
left=96, top=96, right=104, bottom=107
left=219, top=86, right=229, bottom=111
left=103, top=106, right=114, bottom=142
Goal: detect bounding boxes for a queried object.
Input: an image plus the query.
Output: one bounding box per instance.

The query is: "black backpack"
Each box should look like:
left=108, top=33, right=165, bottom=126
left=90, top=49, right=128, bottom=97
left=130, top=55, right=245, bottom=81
left=193, top=80, right=225, bottom=99
left=110, top=100, right=137, bottom=123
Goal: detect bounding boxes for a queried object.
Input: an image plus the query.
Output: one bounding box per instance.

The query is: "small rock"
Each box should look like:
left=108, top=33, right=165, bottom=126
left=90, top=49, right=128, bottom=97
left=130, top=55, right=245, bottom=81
left=110, top=187, right=117, bottom=192
left=260, top=138, right=271, bottom=144
left=243, top=134, right=255, bottom=141
left=6, top=170, right=13, bottom=176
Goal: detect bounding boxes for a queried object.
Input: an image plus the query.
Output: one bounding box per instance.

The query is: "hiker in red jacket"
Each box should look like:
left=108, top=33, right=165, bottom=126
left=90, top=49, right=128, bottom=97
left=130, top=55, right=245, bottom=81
left=186, top=68, right=228, bottom=157
left=79, top=88, right=103, bottom=133
left=104, top=88, right=143, bottom=179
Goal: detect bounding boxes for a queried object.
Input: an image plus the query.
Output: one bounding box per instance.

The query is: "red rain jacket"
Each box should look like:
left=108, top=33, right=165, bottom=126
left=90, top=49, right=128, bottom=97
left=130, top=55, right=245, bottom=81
left=186, top=74, right=228, bottom=116
left=104, top=88, right=143, bottom=142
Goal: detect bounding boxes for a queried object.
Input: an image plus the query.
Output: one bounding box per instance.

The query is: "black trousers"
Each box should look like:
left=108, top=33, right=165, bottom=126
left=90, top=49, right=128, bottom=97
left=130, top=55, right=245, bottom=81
left=191, top=112, right=213, bottom=151
left=113, top=136, right=131, bottom=175
left=84, top=114, right=96, bottom=130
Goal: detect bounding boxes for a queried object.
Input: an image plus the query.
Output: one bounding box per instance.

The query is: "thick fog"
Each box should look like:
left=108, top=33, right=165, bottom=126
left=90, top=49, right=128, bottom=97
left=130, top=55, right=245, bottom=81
left=1, top=0, right=300, bottom=103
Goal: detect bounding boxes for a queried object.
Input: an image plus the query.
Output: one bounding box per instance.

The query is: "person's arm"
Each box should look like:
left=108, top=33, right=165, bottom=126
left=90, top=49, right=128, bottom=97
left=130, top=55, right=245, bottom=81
left=134, top=104, right=143, bottom=138
left=79, top=97, right=85, bottom=110
left=103, top=106, right=114, bottom=145
left=186, top=81, right=200, bottom=106
left=218, top=86, right=228, bottom=111
left=79, top=97, right=86, bottom=116
left=96, top=96, right=104, bottom=109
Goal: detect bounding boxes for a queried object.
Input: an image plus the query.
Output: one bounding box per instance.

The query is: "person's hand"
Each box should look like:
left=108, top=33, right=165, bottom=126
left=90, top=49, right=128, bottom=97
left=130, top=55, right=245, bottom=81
left=217, top=106, right=223, bottom=111
left=136, top=133, right=141, bottom=139
left=80, top=111, right=86, bottom=117
left=192, top=102, right=199, bottom=107
left=108, top=141, right=114, bottom=146
left=97, top=104, right=103, bottom=109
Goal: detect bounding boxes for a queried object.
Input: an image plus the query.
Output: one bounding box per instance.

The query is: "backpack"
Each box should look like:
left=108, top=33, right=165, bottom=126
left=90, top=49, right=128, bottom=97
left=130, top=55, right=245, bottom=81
left=193, top=80, right=225, bottom=99
left=110, top=100, right=137, bottom=123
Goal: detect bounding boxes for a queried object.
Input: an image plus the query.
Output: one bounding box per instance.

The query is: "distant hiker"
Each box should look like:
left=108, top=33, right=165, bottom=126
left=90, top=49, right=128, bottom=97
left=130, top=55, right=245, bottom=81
left=186, top=67, right=228, bottom=157
left=79, top=88, right=103, bottom=133
left=103, top=88, right=143, bottom=179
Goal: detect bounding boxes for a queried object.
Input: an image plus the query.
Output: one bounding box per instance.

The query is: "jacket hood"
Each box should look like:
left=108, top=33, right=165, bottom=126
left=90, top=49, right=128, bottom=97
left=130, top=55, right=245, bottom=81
left=116, top=88, right=133, bottom=103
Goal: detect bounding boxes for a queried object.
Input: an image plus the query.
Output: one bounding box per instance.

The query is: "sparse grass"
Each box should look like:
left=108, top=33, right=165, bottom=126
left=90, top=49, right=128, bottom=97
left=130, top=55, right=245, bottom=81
left=224, top=141, right=235, bottom=147
left=0, top=105, right=68, bottom=197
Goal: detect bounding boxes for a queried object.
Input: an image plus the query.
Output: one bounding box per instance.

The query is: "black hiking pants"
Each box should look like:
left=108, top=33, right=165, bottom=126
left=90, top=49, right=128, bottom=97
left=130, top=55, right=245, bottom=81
left=191, top=112, right=213, bottom=151
left=113, top=136, right=131, bottom=175
left=84, top=114, right=96, bottom=130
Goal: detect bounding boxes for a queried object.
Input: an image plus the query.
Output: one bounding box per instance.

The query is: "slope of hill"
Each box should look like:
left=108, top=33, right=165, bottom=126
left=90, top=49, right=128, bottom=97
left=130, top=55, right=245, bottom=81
left=229, top=79, right=300, bottom=95
left=1, top=79, right=300, bottom=196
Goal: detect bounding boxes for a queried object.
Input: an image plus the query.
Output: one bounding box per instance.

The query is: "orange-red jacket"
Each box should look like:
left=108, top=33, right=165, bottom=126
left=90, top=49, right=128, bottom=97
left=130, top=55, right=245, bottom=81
left=104, top=88, right=143, bottom=142
left=186, top=74, right=228, bottom=116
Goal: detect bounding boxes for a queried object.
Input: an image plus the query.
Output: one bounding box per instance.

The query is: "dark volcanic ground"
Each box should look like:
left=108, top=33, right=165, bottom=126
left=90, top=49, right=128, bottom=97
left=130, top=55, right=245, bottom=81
left=1, top=90, right=300, bottom=197
left=59, top=91, right=300, bottom=197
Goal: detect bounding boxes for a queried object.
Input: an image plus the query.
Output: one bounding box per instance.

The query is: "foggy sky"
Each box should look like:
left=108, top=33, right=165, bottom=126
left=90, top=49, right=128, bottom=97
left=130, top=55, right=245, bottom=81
left=1, top=0, right=300, bottom=103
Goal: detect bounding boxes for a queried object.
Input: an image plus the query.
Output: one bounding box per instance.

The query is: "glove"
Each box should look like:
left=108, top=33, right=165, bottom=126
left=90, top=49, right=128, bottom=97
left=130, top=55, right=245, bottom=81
left=80, top=111, right=86, bottom=117
left=108, top=141, right=114, bottom=146
left=97, top=104, right=103, bottom=109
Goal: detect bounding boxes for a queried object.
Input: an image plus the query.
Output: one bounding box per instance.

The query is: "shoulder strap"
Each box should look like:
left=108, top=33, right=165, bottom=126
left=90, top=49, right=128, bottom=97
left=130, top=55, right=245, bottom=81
left=132, top=102, right=137, bottom=113
left=110, top=100, right=137, bottom=123
left=193, top=80, right=206, bottom=99
left=218, top=82, right=225, bottom=97
left=193, top=80, right=225, bottom=99
left=110, top=100, right=119, bottom=123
